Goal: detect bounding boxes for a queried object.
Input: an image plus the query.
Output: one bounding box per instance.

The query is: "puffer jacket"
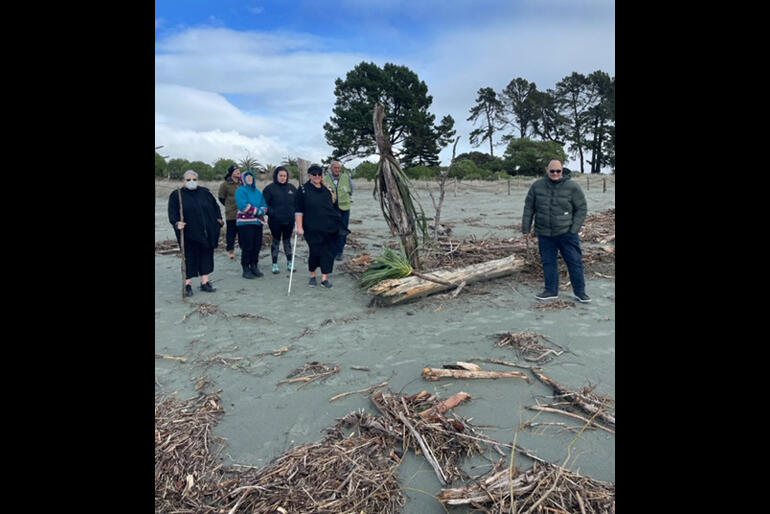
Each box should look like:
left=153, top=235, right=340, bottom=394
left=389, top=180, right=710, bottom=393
left=235, top=171, right=267, bottom=226
left=262, top=169, right=298, bottom=225
left=522, top=173, right=587, bottom=237
left=217, top=177, right=240, bottom=220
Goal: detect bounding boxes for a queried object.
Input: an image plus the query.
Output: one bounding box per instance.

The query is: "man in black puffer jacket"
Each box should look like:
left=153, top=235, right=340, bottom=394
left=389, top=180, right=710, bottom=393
left=522, top=159, right=591, bottom=303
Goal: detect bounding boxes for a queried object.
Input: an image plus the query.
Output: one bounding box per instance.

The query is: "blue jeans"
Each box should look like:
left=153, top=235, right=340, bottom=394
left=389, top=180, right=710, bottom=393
left=537, top=232, right=586, bottom=294
left=335, top=208, right=350, bottom=256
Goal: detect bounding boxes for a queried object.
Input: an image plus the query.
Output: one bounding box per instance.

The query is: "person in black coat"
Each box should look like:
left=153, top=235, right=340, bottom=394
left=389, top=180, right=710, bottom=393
left=262, top=166, right=298, bottom=274
left=168, top=170, right=224, bottom=296
left=294, top=164, right=349, bottom=288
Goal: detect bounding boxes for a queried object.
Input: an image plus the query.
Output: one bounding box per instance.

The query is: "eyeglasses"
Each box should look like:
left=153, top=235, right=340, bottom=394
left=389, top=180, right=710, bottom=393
left=548, top=169, right=563, bottom=174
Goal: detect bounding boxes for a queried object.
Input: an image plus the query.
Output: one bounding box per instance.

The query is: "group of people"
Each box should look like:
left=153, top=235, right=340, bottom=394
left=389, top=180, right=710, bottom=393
left=167, top=162, right=351, bottom=296
left=168, top=157, right=591, bottom=303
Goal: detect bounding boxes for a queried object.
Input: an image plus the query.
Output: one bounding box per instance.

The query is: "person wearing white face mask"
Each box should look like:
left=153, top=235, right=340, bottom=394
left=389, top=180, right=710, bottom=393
left=168, top=170, right=224, bottom=296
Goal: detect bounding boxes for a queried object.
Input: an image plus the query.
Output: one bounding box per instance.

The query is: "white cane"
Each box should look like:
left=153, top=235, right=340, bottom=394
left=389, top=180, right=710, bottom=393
left=287, top=224, right=299, bottom=296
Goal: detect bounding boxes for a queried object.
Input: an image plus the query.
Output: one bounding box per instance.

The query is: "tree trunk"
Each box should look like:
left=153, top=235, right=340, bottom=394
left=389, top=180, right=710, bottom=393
left=367, top=254, right=524, bottom=305
left=422, top=368, right=529, bottom=381
left=296, top=158, right=310, bottom=185
left=373, top=103, right=421, bottom=269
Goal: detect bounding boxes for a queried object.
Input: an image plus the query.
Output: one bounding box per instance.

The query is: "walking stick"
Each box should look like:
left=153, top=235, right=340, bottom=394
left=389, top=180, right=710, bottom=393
left=178, top=188, right=187, bottom=300
left=287, top=224, right=299, bottom=296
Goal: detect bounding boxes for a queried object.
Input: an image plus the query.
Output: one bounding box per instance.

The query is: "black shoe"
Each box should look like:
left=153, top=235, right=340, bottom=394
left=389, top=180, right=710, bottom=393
left=242, top=265, right=256, bottom=279
left=200, top=282, right=216, bottom=293
left=535, top=290, right=558, bottom=300
left=251, top=264, right=264, bottom=278
left=321, top=279, right=333, bottom=288
left=573, top=292, right=592, bottom=303
left=184, top=284, right=194, bottom=297
left=308, top=277, right=317, bottom=287
left=334, top=253, right=343, bottom=261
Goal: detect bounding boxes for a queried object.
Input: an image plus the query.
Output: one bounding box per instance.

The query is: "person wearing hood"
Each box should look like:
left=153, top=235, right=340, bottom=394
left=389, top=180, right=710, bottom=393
left=522, top=159, right=590, bottom=303
left=218, top=165, right=242, bottom=259
left=235, top=170, right=268, bottom=279
left=294, top=164, right=349, bottom=288
left=261, top=166, right=298, bottom=274
left=168, top=170, right=224, bottom=296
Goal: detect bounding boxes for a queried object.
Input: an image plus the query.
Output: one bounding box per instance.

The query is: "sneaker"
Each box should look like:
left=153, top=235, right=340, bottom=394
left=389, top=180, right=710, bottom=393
left=184, top=284, right=194, bottom=297
left=321, top=279, right=333, bottom=288
left=535, top=290, right=559, bottom=300
left=251, top=264, right=264, bottom=278
left=287, top=261, right=295, bottom=272
left=334, top=253, right=343, bottom=261
left=573, top=292, right=592, bottom=303
left=272, top=263, right=280, bottom=274
left=242, top=265, right=256, bottom=279
left=308, top=276, right=317, bottom=287
left=200, top=282, right=216, bottom=293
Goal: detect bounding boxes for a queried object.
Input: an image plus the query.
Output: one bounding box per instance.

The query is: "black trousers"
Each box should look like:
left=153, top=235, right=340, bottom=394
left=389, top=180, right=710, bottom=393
left=225, top=219, right=239, bottom=252
left=306, top=231, right=337, bottom=274
left=238, top=224, right=263, bottom=267
left=183, top=239, right=214, bottom=279
left=269, top=221, right=294, bottom=263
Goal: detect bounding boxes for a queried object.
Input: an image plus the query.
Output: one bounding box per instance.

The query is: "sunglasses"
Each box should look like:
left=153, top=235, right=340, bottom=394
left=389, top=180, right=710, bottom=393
left=185, top=178, right=197, bottom=181
left=309, top=172, right=322, bottom=176
left=548, top=169, right=563, bottom=173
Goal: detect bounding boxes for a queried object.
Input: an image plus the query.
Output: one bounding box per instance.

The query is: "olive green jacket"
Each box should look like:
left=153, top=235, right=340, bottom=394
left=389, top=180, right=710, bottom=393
left=522, top=175, right=587, bottom=237
left=323, top=170, right=352, bottom=211
left=218, top=178, right=240, bottom=220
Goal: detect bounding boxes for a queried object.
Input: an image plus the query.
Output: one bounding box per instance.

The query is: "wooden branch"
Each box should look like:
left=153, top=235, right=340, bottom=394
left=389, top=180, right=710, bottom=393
left=397, top=412, right=447, bottom=486
left=422, top=368, right=530, bottom=382
left=532, top=370, right=615, bottom=425
left=368, top=254, right=524, bottom=305
left=526, top=405, right=614, bottom=434
left=418, top=391, right=471, bottom=419
left=328, top=381, right=388, bottom=402
left=155, top=353, right=187, bottom=363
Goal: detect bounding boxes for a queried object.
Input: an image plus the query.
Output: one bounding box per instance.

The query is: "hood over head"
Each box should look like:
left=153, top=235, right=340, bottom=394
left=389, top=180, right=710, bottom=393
left=273, top=166, right=289, bottom=184
left=240, top=170, right=257, bottom=188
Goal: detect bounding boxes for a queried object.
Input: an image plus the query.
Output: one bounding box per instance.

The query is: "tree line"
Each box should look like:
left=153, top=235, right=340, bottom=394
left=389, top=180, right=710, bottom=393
left=156, top=62, right=614, bottom=181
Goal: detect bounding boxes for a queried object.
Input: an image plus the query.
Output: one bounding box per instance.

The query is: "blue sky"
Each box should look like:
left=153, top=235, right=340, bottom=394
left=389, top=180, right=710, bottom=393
left=155, top=0, right=614, bottom=169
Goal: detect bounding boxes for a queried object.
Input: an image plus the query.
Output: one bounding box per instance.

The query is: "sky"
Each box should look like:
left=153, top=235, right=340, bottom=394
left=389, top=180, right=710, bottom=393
left=155, top=0, right=615, bottom=170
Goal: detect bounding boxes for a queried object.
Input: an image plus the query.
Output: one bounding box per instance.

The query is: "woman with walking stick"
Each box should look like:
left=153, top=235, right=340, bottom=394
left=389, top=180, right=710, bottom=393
left=168, top=170, right=224, bottom=297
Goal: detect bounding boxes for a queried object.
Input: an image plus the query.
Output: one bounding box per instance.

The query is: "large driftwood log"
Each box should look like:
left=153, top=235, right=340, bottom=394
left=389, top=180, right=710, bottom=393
left=422, top=368, right=530, bottom=382
left=367, top=254, right=524, bottom=305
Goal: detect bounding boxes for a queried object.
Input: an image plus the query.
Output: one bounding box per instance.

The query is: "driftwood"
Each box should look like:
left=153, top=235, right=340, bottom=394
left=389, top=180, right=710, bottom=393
left=532, top=370, right=615, bottom=426
left=422, top=368, right=530, bottom=382
left=367, top=254, right=524, bottom=305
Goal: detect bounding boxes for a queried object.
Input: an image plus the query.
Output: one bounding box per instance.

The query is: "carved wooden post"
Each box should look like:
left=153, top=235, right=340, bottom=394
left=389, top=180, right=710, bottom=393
left=297, top=158, right=310, bottom=186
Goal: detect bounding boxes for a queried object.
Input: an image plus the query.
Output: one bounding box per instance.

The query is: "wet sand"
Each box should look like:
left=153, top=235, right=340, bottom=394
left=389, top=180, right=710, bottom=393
left=155, top=176, right=615, bottom=513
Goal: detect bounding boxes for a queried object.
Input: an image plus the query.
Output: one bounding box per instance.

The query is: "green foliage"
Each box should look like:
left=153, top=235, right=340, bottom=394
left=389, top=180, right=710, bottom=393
left=467, top=87, right=507, bottom=156
left=359, top=246, right=413, bottom=289
left=353, top=161, right=379, bottom=181
left=404, top=165, right=437, bottom=180
left=324, top=61, right=453, bottom=166
left=155, top=152, right=167, bottom=178
left=503, top=138, right=568, bottom=176
left=188, top=161, right=215, bottom=180
left=448, top=158, right=482, bottom=180
left=212, top=158, right=238, bottom=180
left=167, top=158, right=191, bottom=180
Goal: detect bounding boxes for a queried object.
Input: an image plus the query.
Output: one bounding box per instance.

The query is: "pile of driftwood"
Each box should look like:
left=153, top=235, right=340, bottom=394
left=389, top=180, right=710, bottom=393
left=580, top=208, right=615, bottom=244
left=528, top=371, right=615, bottom=435
left=278, top=361, right=340, bottom=389
left=155, top=385, right=614, bottom=512
left=154, top=393, right=228, bottom=513
left=496, top=331, right=566, bottom=363
left=438, top=455, right=615, bottom=513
